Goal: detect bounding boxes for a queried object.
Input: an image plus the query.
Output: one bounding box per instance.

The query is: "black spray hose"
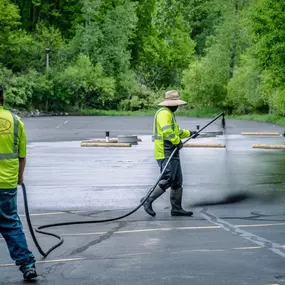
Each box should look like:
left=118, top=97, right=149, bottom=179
left=22, top=184, right=63, bottom=257
left=22, top=112, right=225, bottom=258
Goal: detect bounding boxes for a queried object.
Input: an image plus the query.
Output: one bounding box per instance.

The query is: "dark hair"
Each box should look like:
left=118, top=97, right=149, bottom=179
left=0, top=85, right=3, bottom=105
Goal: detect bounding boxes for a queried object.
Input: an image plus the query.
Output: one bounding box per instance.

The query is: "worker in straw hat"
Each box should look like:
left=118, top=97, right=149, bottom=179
left=141, top=90, right=198, bottom=217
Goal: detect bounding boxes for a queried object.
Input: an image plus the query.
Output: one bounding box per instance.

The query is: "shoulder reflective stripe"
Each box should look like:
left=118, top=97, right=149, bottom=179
left=11, top=112, right=19, bottom=153
left=0, top=153, right=18, bottom=160
left=165, top=133, right=176, bottom=140
left=0, top=112, right=19, bottom=161
left=154, top=108, right=168, bottom=138
left=161, top=125, right=172, bottom=132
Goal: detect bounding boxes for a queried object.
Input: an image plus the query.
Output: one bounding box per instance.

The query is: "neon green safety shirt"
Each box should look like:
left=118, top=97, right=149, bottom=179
left=153, top=107, right=191, bottom=160
left=0, top=106, right=26, bottom=189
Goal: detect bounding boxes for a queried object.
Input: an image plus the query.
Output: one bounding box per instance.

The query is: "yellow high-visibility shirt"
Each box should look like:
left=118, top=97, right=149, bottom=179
left=0, top=106, right=26, bottom=189
left=153, top=107, right=191, bottom=160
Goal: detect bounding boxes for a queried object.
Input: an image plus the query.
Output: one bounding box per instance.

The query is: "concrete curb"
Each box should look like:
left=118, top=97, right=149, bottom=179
left=252, top=144, right=285, bottom=149
left=184, top=143, right=225, bottom=148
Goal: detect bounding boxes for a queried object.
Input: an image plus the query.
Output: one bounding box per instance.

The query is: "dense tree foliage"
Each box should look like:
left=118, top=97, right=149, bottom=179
left=0, top=0, right=285, bottom=114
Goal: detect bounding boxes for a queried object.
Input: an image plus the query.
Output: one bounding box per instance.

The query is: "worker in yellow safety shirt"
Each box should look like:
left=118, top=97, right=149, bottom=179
left=141, top=90, right=198, bottom=217
left=0, top=86, right=37, bottom=281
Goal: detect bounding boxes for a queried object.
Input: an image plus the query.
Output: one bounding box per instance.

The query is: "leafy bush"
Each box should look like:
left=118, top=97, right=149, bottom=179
left=226, top=52, right=264, bottom=114
left=182, top=60, right=226, bottom=108
left=54, top=54, right=116, bottom=109
left=0, top=67, right=52, bottom=109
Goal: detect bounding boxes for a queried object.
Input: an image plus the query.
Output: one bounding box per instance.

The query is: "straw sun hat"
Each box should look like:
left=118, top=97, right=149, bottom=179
left=158, top=90, right=187, bottom=107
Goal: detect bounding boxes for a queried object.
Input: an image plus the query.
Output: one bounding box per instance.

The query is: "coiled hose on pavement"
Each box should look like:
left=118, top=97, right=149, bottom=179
left=22, top=112, right=225, bottom=258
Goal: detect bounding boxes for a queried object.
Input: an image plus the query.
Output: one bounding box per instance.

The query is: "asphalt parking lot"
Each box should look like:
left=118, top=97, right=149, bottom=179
left=1, top=115, right=285, bottom=285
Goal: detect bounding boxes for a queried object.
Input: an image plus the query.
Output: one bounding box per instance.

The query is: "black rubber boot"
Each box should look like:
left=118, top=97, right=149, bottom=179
left=141, top=185, right=165, bottom=217
left=23, top=267, right=38, bottom=281
left=170, top=187, right=193, bottom=217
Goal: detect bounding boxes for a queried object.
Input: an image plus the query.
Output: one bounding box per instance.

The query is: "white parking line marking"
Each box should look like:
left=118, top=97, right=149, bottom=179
left=19, top=212, right=66, bottom=217
left=56, top=120, right=69, bottom=129
left=62, top=225, right=220, bottom=236
left=201, top=209, right=285, bottom=259
left=0, top=258, right=85, bottom=267
left=237, top=222, right=285, bottom=228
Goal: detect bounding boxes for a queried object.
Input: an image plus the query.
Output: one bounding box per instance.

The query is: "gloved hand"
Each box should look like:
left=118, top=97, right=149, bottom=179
left=176, top=140, right=183, bottom=150
left=190, top=131, right=199, bottom=139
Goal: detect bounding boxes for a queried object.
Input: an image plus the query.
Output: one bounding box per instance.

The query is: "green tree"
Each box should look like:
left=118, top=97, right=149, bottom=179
left=181, top=0, right=223, bottom=56
left=182, top=0, right=251, bottom=109
left=3, top=0, right=285, bottom=116
left=71, top=0, right=138, bottom=76
left=55, top=54, right=116, bottom=109
left=11, top=0, right=83, bottom=36
left=136, top=0, right=195, bottom=90
left=227, top=51, right=263, bottom=114
left=0, top=0, right=33, bottom=72
left=250, top=0, right=285, bottom=114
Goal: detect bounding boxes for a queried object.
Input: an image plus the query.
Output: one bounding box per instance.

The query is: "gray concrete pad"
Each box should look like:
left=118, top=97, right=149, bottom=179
left=1, top=116, right=285, bottom=284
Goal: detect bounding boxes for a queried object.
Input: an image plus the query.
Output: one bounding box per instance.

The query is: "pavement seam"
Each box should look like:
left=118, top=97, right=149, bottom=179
left=200, top=207, right=285, bottom=259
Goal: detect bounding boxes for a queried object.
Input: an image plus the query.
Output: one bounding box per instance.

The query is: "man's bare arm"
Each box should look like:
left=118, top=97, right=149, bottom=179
left=18, top=157, right=26, bottom=185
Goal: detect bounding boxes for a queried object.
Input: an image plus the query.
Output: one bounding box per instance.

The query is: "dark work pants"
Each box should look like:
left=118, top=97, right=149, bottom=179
left=157, top=158, right=185, bottom=210
left=0, top=189, right=35, bottom=273
left=157, top=158, right=183, bottom=191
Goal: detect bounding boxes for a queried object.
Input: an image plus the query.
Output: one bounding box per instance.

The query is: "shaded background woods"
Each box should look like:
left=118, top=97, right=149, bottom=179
left=1, top=0, right=285, bottom=115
